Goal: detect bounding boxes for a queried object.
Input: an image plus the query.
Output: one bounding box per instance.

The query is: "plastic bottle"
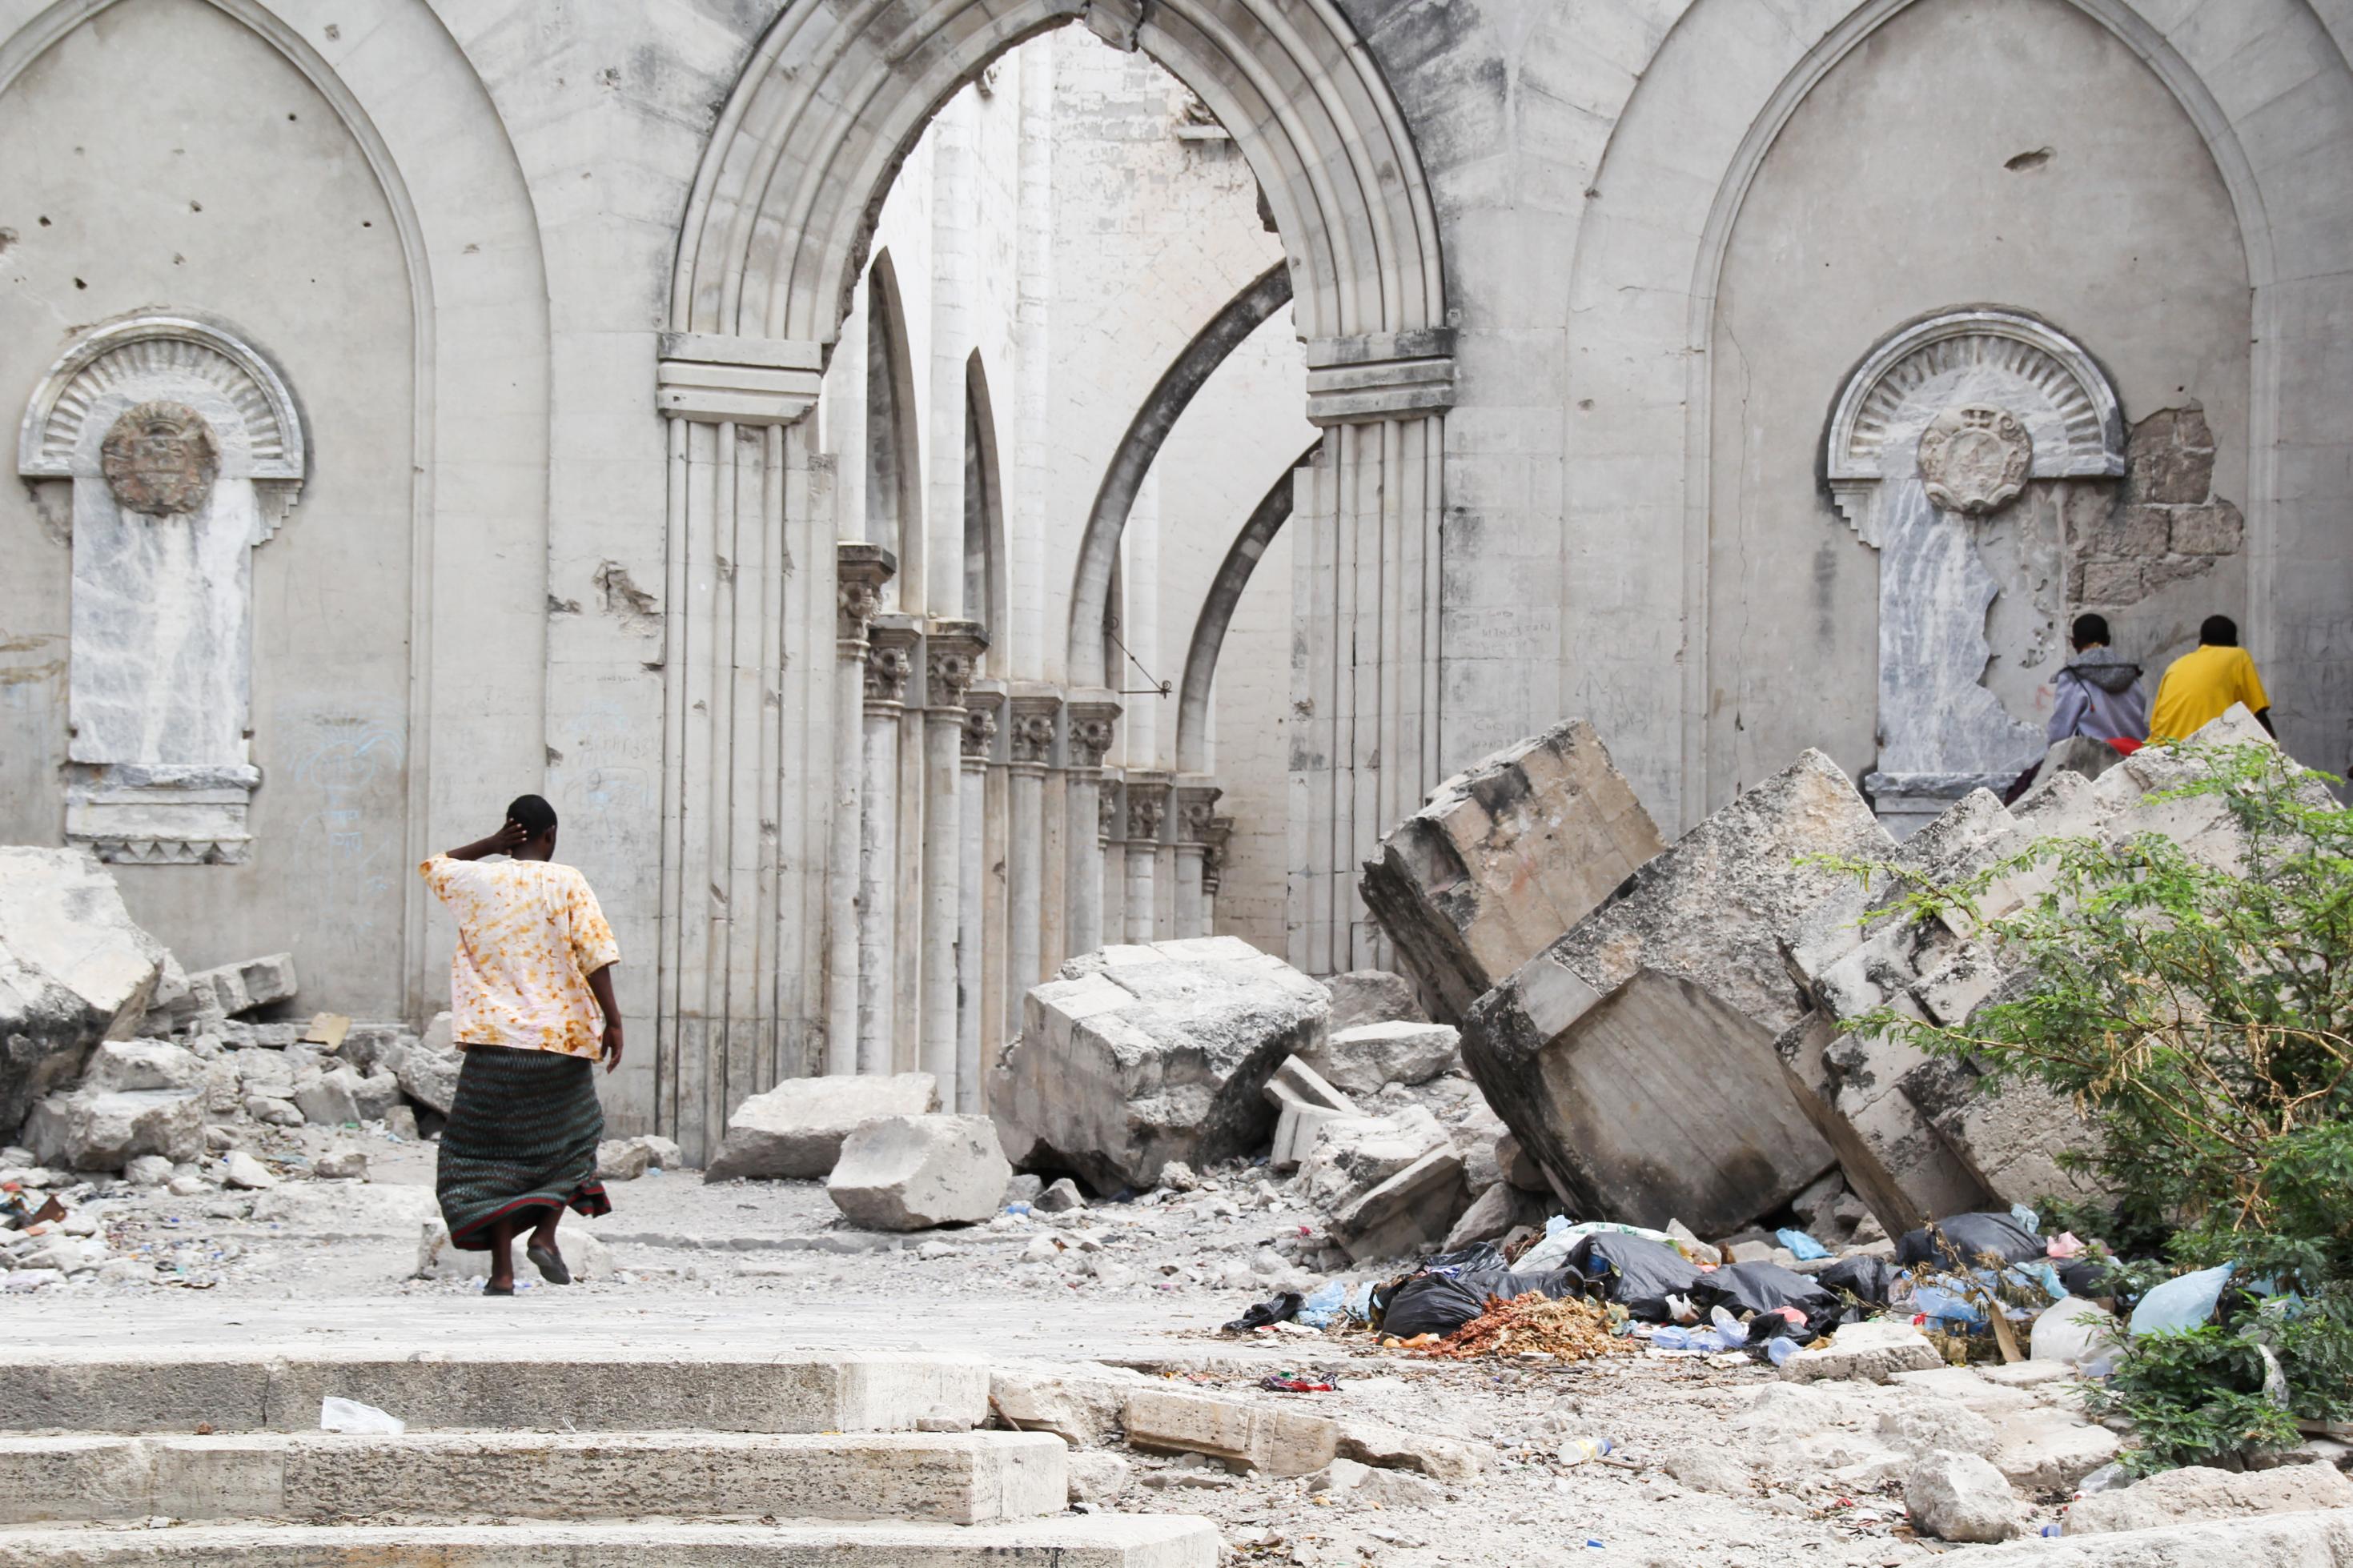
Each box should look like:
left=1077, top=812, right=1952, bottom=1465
left=1557, top=1437, right=1615, bottom=1466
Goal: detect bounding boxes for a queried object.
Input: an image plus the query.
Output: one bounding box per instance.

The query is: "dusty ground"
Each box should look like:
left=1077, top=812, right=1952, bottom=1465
left=0, top=1118, right=2118, bottom=1567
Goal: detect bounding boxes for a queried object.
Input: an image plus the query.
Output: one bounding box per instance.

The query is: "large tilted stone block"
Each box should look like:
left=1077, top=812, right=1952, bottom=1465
left=1294, top=1106, right=1449, bottom=1213
left=827, top=1114, right=1011, bottom=1231
left=0, top=847, right=167, bottom=1136
left=1326, top=1146, right=1471, bottom=1263
left=1322, top=970, right=1426, bottom=1032
left=1263, top=1057, right=1359, bottom=1173
left=998, top=937, right=1327, bottom=1192
left=1461, top=751, right=1873, bottom=1231
left=183, top=952, right=299, bottom=1020
left=1359, top=719, right=1664, bottom=1024
left=1303, top=1020, right=1460, bottom=1094
left=705, top=1072, right=940, bottom=1181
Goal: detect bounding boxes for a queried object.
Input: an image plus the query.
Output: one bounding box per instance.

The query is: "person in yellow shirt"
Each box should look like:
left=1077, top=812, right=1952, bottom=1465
left=419, top=794, right=623, bottom=1297
left=2146, top=614, right=2275, bottom=744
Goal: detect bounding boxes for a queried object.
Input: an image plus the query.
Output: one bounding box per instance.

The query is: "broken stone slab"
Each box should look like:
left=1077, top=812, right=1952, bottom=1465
left=1307, top=1458, right=1444, bottom=1508
left=1121, top=1387, right=1338, bottom=1477
left=1905, top=1450, right=2024, bottom=1543
left=2063, top=1460, right=2353, bottom=1534
left=1064, top=1450, right=1131, bottom=1503
left=705, top=1072, right=940, bottom=1182
left=1777, top=1321, right=1945, bottom=1385
left=1326, top=1146, right=1471, bottom=1263
left=80, top=1041, right=204, bottom=1095
left=292, top=1066, right=363, bottom=1127
left=826, top=1114, right=1011, bottom=1232
left=1359, top=718, right=1665, bottom=1025
left=1335, top=1422, right=1485, bottom=1481
left=1034, top=1177, right=1086, bottom=1213
left=598, top=1139, right=652, bottom=1181
left=1440, top=1179, right=1546, bottom=1250
left=313, top=1147, right=368, bottom=1181
left=1303, top=1021, right=1460, bottom=1095
left=1263, top=1057, right=1360, bottom=1173
left=0, top=847, right=167, bottom=1134
left=221, top=1149, right=278, bottom=1189
left=180, top=952, right=299, bottom=1021
left=1493, top=1131, right=1549, bottom=1194
left=1988, top=1407, right=2121, bottom=1491
left=1460, top=751, right=1875, bottom=1232
left=1295, top=1105, right=1449, bottom=1213
left=1323, top=971, right=1427, bottom=1033
left=998, top=936, right=1328, bottom=1193
left=394, top=1031, right=464, bottom=1117
left=989, top=1361, right=1154, bottom=1446
left=351, top=1069, right=400, bottom=1122
left=1901, top=1054, right=2114, bottom=1209
left=1948, top=1510, right=2353, bottom=1563
left=22, top=1088, right=205, bottom=1172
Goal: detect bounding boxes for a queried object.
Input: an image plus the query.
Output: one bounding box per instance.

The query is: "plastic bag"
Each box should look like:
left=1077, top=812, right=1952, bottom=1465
left=1516, top=1217, right=1683, bottom=1276
left=1296, top=1280, right=1352, bottom=1329
left=1377, top=1267, right=1584, bottom=1339
left=1222, top=1290, right=1304, bottom=1333
left=319, top=1396, right=405, bottom=1435
left=1817, top=1253, right=1895, bottom=1305
left=1693, top=1261, right=1836, bottom=1321
left=2130, top=1262, right=2234, bottom=1337
left=1563, top=1233, right=1704, bottom=1321
left=1775, top=1229, right=1830, bottom=1261
left=1896, top=1212, right=2043, bottom=1271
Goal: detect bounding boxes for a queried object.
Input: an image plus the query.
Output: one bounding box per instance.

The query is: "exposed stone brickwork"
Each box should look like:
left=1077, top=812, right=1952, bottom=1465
left=2069, top=404, right=2243, bottom=609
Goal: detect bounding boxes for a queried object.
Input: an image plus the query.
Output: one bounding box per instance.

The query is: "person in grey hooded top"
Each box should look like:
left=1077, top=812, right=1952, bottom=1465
left=2047, top=613, right=2148, bottom=748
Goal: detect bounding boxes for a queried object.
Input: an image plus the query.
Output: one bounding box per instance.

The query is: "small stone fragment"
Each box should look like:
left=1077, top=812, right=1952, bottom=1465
left=1905, top=1450, right=2023, bottom=1543
left=221, top=1149, right=278, bottom=1189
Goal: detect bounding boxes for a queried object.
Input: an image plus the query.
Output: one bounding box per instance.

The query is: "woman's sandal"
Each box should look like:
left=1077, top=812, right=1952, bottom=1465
left=525, top=1242, right=572, bottom=1285
left=484, top=1281, right=515, bottom=1297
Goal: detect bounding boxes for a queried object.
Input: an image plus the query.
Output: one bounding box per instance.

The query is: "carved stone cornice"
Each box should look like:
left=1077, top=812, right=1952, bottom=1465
left=925, top=618, right=988, bottom=712
left=1176, top=779, right=1223, bottom=844
left=1063, top=691, right=1122, bottom=771
left=1127, top=788, right=1167, bottom=844
left=1302, top=328, right=1456, bottom=427
left=962, top=684, right=1004, bottom=764
left=864, top=615, right=921, bottom=707
left=836, top=541, right=897, bottom=647
left=657, top=331, right=823, bottom=426
left=1006, top=687, right=1062, bottom=771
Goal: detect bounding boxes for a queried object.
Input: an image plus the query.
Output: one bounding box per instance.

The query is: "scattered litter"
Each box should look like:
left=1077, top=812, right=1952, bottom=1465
left=1259, top=1373, right=1337, bottom=1393
left=1426, top=1292, right=1632, bottom=1362
left=1776, top=1228, right=1829, bottom=1260
left=1222, top=1291, right=1304, bottom=1333
left=303, top=1013, right=352, bottom=1049
left=2130, top=1262, right=2234, bottom=1337
left=319, top=1396, right=404, bottom=1435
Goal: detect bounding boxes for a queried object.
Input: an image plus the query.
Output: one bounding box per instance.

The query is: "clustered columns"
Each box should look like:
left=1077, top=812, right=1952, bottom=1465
left=858, top=615, right=920, bottom=1073
left=829, top=544, right=897, bottom=1075
left=921, top=621, right=987, bottom=1098
left=1062, top=696, right=1122, bottom=954
left=1173, top=780, right=1222, bottom=937
left=1122, top=771, right=1170, bottom=944
left=1002, top=688, right=1061, bottom=1041
left=958, top=683, right=1005, bottom=1113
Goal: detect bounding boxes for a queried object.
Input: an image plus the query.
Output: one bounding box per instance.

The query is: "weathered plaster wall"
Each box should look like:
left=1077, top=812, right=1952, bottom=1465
left=0, top=0, right=414, bottom=1004
left=1705, top=0, right=2251, bottom=800
left=1210, top=516, right=1295, bottom=957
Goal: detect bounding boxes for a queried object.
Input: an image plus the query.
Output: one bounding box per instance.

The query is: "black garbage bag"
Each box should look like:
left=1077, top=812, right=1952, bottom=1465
left=1817, top=1253, right=1897, bottom=1306
left=1378, top=1267, right=1585, bottom=1339
left=2057, top=1254, right=2125, bottom=1300
left=1563, top=1233, right=1703, bottom=1321
left=1897, top=1212, right=2043, bottom=1270
left=1417, top=1241, right=1509, bottom=1276
left=1693, top=1259, right=1837, bottom=1319
left=1222, top=1290, right=1303, bottom=1333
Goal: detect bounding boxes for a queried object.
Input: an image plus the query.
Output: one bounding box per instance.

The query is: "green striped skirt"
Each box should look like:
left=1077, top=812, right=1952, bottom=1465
left=436, top=1044, right=611, bottom=1249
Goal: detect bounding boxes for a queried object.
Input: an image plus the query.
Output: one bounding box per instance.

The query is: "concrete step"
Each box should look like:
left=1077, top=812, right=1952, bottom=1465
left=0, top=1430, right=1066, bottom=1526
left=0, top=1349, right=986, bottom=1434
left=0, top=1518, right=1222, bottom=1566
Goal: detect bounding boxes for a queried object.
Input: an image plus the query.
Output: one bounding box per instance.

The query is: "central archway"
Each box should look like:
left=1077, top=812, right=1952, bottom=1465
left=648, top=0, right=1455, bottom=1150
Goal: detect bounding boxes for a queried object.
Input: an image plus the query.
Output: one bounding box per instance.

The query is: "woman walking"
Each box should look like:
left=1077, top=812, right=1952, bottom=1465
left=418, top=794, right=622, bottom=1296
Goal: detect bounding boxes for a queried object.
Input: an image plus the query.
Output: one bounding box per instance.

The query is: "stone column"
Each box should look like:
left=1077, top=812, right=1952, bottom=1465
left=1123, top=770, right=1169, bottom=943
left=829, top=544, right=896, bottom=1075
left=957, top=681, right=1002, bottom=1115
left=859, top=615, right=919, bottom=1073
left=1173, top=778, right=1221, bottom=939
left=1062, top=694, right=1120, bottom=956
left=1003, top=687, right=1059, bottom=1044
left=921, top=620, right=986, bottom=1096
left=1203, top=816, right=1232, bottom=936
left=1098, top=768, right=1126, bottom=948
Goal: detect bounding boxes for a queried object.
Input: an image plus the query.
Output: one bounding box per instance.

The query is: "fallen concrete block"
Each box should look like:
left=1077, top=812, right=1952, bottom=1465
left=598, top=1138, right=652, bottom=1181
left=1064, top=1450, right=1131, bottom=1503
left=1122, top=1387, right=1338, bottom=1476
left=1905, top=1450, right=2024, bottom=1543
left=1461, top=751, right=1873, bottom=1231
left=22, top=1088, right=204, bottom=1172
left=1988, top=1408, right=2120, bottom=1491
left=313, top=1147, right=368, bottom=1181
left=1264, top=1057, right=1360, bottom=1173
left=222, top=1149, right=278, bottom=1189
left=1323, top=970, right=1427, bottom=1032
left=1305, top=1021, right=1460, bottom=1094
left=1326, top=1146, right=1470, bottom=1263
left=826, top=1114, right=1011, bottom=1231
left=1308, top=1457, right=1444, bottom=1507
left=351, top=1069, right=400, bottom=1122
left=2065, top=1462, right=2353, bottom=1534
left=1440, top=1181, right=1544, bottom=1250
left=395, top=1030, right=463, bottom=1117
left=998, top=937, right=1327, bottom=1192
left=990, top=1361, right=1152, bottom=1446
left=1493, top=1131, right=1549, bottom=1194
left=292, top=1066, right=362, bottom=1127
left=81, top=1041, right=204, bottom=1094
left=1359, top=718, right=1664, bottom=1024
left=0, top=847, right=167, bottom=1133
left=1295, top=1105, right=1448, bottom=1213
left=1778, top=1321, right=1945, bottom=1385
left=705, top=1072, right=939, bottom=1181
left=1034, top=1176, right=1086, bottom=1213
left=1948, top=1509, right=2353, bottom=1563
left=182, top=952, right=299, bottom=1020
left=1335, top=1422, right=1484, bottom=1480
left=1901, top=1054, right=2114, bottom=1209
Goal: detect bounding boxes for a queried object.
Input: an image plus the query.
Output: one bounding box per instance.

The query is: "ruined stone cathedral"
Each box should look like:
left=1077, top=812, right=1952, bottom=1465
left=5, top=0, right=2347, bottom=1157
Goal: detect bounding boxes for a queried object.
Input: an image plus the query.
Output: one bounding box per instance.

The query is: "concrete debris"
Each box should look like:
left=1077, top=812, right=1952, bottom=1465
left=598, top=1139, right=652, bottom=1181
left=1035, top=1177, right=1087, bottom=1213
left=221, top=1149, right=278, bottom=1189
left=2064, top=1461, right=2353, bottom=1534
left=1460, top=750, right=1871, bottom=1233
left=1335, top=1422, right=1485, bottom=1481
left=990, top=1361, right=1152, bottom=1446
left=825, top=1113, right=1012, bottom=1231
left=292, top=1065, right=363, bottom=1127
left=705, top=1072, right=939, bottom=1181
left=82, top=1041, right=204, bottom=1094
left=1905, top=1450, right=2026, bottom=1542
left=1263, top=1056, right=1361, bottom=1173
left=1493, top=1131, right=1548, bottom=1194
left=22, top=1088, right=206, bottom=1172
left=1064, top=1450, right=1133, bottom=1504
left=1309, top=1458, right=1444, bottom=1508
left=173, top=952, right=299, bottom=1026
left=999, top=937, right=1328, bottom=1192
left=312, top=1146, right=368, bottom=1181
left=1777, top=1321, right=1945, bottom=1384
left=0, top=847, right=168, bottom=1133
left=1295, top=1105, right=1450, bottom=1214
left=392, top=1018, right=464, bottom=1117
left=1438, top=1180, right=1544, bottom=1250
left=1322, top=970, right=1427, bottom=1033
left=1122, top=1386, right=1338, bottom=1477
left=1304, top=1020, right=1460, bottom=1095
left=122, top=1153, right=174, bottom=1187
left=1359, top=717, right=1665, bottom=1024
left=1326, top=1145, right=1470, bottom=1263
left=1943, top=1510, right=2353, bottom=1564
left=1988, top=1408, right=2121, bottom=1490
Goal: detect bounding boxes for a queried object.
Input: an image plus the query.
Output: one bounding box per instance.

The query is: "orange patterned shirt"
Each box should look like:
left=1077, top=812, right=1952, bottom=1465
left=419, top=855, right=620, bottom=1057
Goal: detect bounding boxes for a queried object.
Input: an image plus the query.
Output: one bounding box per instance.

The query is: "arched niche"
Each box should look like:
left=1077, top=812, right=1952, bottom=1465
left=17, top=313, right=307, bottom=863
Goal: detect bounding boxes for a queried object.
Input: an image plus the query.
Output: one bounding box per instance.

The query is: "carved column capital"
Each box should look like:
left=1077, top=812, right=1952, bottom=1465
left=962, top=683, right=1004, bottom=763
left=1006, top=687, right=1062, bottom=770
left=1098, top=772, right=1124, bottom=842
left=1063, top=692, right=1122, bottom=771
left=1201, top=816, right=1234, bottom=895
left=925, top=618, right=989, bottom=711
left=865, top=615, right=921, bottom=708
left=837, top=541, right=897, bottom=646
left=1126, top=772, right=1170, bottom=844
left=1175, top=779, right=1223, bottom=844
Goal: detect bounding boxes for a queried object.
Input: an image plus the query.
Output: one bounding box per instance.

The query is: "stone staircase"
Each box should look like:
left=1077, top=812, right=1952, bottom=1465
left=0, top=1345, right=1216, bottom=1565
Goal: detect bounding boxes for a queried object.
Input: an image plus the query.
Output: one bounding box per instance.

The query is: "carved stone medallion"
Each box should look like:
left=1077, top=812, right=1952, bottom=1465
left=101, top=401, right=219, bottom=517
left=1917, top=403, right=2030, bottom=515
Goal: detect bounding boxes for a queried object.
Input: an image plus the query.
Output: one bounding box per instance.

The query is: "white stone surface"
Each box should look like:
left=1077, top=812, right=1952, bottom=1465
left=22, top=1088, right=204, bottom=1172
left=1307, top=1021, right=1460, bottom=1095
left=825, top=1114, right=1012, bottom=1232
left=704, top=1073, right=940, bottom=1183
left=1905, top=1450, right=2024, bottom=1543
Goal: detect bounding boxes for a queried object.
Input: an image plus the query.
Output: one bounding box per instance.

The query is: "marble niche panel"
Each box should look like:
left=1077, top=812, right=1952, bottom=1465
left=15, top=315, right=306, bottom=864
